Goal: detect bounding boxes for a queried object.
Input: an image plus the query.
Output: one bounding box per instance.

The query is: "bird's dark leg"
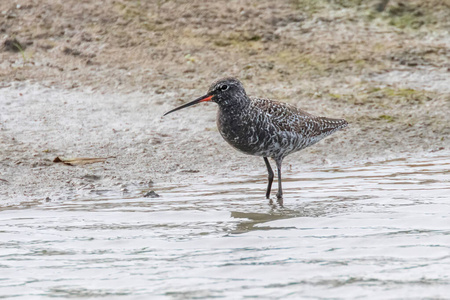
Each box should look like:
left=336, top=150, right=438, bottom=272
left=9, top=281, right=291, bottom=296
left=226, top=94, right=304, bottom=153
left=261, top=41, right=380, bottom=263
left=275, top=158, right=283, bottom=200
left=263, top=157, right=274, bottom=199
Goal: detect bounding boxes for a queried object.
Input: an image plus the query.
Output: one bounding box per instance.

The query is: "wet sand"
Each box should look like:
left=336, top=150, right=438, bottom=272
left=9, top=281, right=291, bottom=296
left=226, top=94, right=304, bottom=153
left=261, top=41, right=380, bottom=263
left=1, top=80, right=448, bottom=202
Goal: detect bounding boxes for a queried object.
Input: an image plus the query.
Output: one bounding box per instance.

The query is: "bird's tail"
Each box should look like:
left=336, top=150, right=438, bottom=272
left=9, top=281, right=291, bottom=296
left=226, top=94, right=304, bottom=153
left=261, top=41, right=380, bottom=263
left=318, top=117, right=348, bottom=134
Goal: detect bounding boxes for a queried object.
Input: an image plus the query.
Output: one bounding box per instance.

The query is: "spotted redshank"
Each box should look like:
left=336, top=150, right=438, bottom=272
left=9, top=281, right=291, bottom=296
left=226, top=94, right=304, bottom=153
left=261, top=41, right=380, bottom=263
left=164, top=78, right=348, bottom=201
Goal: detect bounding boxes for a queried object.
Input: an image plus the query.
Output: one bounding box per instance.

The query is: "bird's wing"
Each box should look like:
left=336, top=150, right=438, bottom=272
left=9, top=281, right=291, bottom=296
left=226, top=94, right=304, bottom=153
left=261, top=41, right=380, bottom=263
left=250, top=97, right=347, bottom=137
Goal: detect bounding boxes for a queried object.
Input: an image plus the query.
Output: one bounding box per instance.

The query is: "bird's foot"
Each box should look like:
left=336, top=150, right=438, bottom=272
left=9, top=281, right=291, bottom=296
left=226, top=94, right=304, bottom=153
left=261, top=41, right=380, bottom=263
left=268, top=197, right=283, bottom=207
left=276, top=198, right=283, bottom=207
left=276, top=193, right=283, bottom=206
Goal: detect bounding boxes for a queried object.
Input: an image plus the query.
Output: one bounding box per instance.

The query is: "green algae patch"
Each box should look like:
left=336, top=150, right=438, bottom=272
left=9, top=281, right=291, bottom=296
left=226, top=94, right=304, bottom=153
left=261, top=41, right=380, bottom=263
left=378, top=114, right=395, bottom=122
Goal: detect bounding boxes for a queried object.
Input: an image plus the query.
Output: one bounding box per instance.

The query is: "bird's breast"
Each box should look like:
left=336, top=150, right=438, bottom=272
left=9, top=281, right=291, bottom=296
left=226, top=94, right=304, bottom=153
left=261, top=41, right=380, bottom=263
left=216, top=108, right=279, bottom=157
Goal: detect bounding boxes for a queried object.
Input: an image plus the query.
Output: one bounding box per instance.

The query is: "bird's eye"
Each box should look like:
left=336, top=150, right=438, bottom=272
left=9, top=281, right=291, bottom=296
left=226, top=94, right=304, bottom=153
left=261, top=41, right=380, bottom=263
left=220, top=84, right=229, bottom=91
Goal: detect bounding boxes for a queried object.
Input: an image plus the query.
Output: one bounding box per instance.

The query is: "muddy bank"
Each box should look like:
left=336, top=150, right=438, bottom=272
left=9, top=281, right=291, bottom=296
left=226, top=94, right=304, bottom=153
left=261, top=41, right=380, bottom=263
left=0, top=0, right=449, bottom=202
left=1, top=79, right=448, bottom=203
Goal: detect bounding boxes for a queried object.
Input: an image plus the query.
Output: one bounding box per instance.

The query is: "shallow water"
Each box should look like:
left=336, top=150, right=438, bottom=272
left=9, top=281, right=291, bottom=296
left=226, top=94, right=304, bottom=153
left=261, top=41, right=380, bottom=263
left=1, top=153, right=449, bottom=299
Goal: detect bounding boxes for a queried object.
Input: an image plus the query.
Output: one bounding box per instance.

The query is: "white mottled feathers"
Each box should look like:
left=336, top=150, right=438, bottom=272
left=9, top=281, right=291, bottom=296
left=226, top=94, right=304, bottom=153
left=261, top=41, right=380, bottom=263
left=217, top=97, right=348, bottom=159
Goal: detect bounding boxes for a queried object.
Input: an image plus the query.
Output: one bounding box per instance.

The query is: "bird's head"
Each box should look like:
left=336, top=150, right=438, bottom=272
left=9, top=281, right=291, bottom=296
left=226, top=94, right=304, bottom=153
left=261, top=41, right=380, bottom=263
left=163, top=77, right=248, bottom=116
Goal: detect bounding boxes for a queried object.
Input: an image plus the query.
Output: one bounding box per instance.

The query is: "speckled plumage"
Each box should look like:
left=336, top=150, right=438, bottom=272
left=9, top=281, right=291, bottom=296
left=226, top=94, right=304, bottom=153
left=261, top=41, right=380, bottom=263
left=217, top=97, right=348, bottom=159
left=164, top=77, right=348, bottom=201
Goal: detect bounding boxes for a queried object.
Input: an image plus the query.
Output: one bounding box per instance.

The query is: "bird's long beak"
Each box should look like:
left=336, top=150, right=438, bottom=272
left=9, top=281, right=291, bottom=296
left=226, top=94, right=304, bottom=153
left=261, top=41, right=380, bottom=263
left=163, top=94, right=214, bottom=116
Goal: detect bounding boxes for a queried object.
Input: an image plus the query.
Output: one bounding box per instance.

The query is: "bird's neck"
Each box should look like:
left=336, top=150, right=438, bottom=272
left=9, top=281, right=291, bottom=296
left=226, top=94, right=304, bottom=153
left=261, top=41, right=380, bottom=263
left=217, top=95, right=251, bottom=114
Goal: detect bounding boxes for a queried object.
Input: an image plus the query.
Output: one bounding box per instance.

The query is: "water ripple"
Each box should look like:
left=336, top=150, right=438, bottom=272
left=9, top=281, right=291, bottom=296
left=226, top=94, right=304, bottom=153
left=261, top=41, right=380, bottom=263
left=0, top=153, right=449, bottom=299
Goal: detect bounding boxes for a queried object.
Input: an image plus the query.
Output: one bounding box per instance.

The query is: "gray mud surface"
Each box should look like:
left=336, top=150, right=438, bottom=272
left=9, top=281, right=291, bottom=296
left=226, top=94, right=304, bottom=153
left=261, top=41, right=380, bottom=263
left=1, top=0, right=449, bottom=201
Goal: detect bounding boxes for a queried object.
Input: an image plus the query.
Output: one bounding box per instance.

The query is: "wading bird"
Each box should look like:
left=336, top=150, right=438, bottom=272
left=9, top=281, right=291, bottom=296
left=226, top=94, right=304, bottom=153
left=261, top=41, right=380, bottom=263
left=164, top=78, right=347, bottom=201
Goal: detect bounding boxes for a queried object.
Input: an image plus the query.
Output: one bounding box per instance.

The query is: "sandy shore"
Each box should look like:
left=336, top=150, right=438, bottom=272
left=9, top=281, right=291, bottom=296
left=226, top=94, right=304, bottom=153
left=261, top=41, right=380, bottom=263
left=1, top=78, right=448, bottom=202
left=1, top=0, right=449, bottom=202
